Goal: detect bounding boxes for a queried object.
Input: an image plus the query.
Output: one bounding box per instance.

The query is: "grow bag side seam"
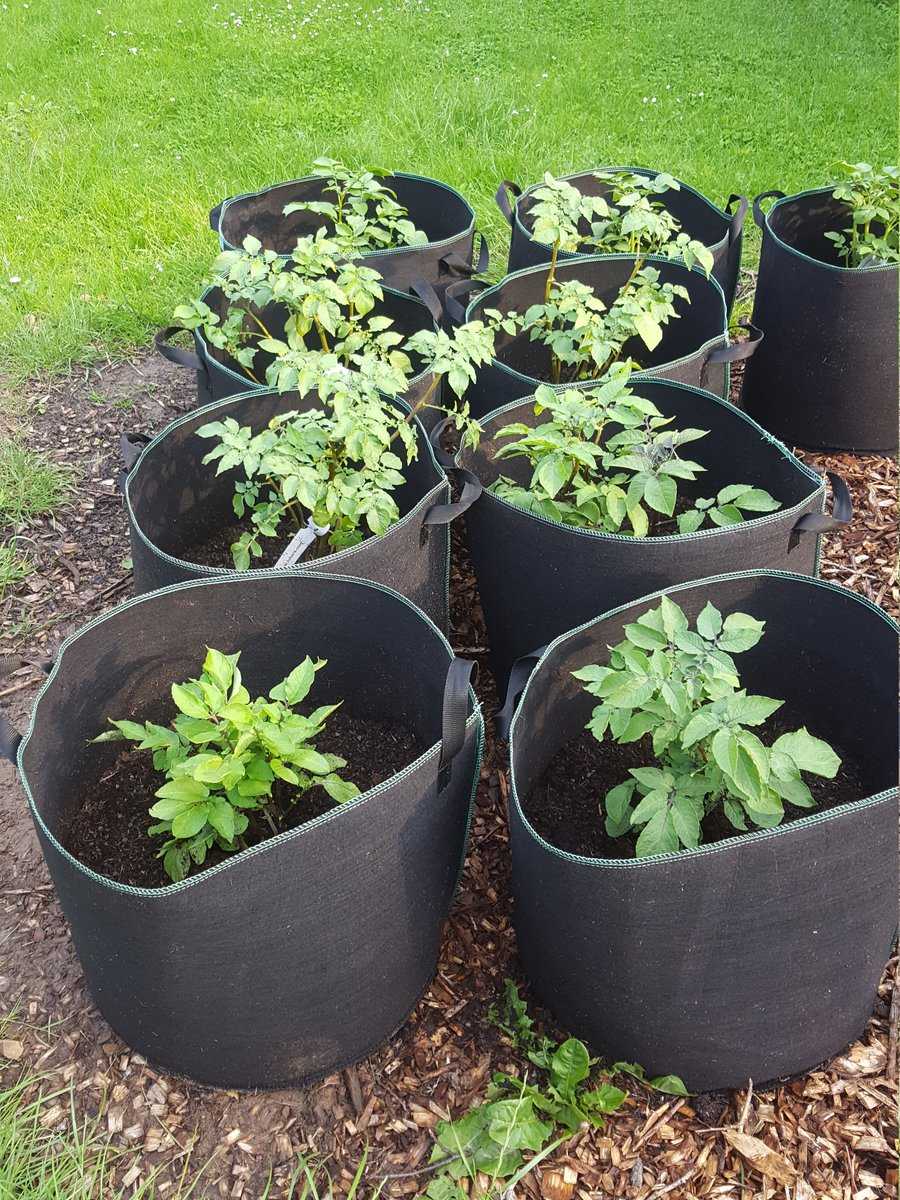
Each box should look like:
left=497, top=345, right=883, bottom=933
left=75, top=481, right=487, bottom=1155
left=511, top=166, right=741, bottom=259
left=756, top=186, right=900, bottom=275
left=123, top=392, right=452, bottom=587
left=506, top=568, right=898, bottom=869
left=14, top=572, right=482, bottom=900
left=461, top=380, right=831, bottom=548
left=213, top=172, right=477, bottom=257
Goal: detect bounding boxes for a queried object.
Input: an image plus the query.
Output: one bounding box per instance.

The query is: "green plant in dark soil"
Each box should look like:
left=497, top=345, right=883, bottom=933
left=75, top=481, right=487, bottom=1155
left=488, top=371, right=780, bottom=537
left=511, top=170, right=714, bottom=385
left=282, top=158, right=428, bottom=256
left=93, top=649, right=358, bottom=882
left=574, top=596, right=841, bottom=857
left=826, top=162, right=899, bottom=267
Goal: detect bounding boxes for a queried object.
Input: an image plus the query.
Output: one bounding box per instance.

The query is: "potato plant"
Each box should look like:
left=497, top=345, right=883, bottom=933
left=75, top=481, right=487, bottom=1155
left=573, top=596, right=841, bottom=857
left=825, top=162, right=899, bottom=267
left=512, top=170, right=716, bottom=385
left=489, top=372, right=780, bottom=538
left=176, top=232, right=515, bottom=565
left=282, top=158, right=428, bottom=256
left=93, top=649, right=358, bottom=882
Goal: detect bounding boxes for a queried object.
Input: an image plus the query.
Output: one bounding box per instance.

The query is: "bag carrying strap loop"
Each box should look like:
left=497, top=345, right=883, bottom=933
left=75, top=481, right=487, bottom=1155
left=792, top=471, right=853, bottom=537
left=444, top=279, right=488, bottom=327
left=421, top=469, right=483, bottom=531
left=120, top=431, right=152, bottom=471
left=495, top=647, right=547, bottom=740
left=439, top=234, right=489, bottom=281
left=752, top=190, right=786, bottom=230
left=703, top=319, right=764, bottom=371
left=208, top=201, right=224, bottom=232
left=725, top=194, right=749, bottom=244
left=0, top=658, right=52, bottom=764
left=155, top=326, right=204, bottom=373
left=437, top=657, right=477, bottom=791
left=495, top=180, right=522, bottom=226
left=409, top=277, right=444, bottom=326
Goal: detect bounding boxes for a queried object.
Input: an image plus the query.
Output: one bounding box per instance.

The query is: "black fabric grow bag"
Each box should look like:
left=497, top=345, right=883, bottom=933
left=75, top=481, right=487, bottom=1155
left=455, top=256, right=756, bottom=419
left=742, top=188, right=899, bottom=453
left=457, top=378, right=850, bottom=691
left=502, top=571, right=898, bottom=1092
left=210, top=172, right=478, bottom=293
left=498, top=168, right=747, bottom=311
left=0, top=573, right=482, bottom=1089
left=122, top=388, right=479, bottom=631
left=155, top=279, right=444, bottom=423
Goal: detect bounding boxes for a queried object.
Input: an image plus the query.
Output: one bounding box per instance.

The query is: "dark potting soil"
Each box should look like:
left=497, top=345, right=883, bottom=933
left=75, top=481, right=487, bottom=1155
left=524, top=716, right=869, bottom=860
left=182, top=521, right=338, bottom=570
left=63, top=712, right=423, bottom=888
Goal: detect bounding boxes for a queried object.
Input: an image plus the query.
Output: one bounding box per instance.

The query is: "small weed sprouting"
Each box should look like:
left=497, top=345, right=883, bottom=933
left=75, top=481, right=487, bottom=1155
left=826, top=162, right=899, bottom=267
left=93, top=649, right=358, bottom=882
left=574, top=596, right=841, bottom=857
left=489, top=371, right=780, bottom=537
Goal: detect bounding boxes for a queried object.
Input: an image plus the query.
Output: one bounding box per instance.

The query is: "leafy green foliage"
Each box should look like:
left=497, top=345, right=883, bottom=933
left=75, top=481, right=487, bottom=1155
left=488, top=372, right=780, bottom=537
left=826, top=162, right=899, bottom=267
left=93, top=649, right=358, bottom=882
left=176, top=233, right=511, bottom=565
left=282, top=158, right=428, bottom=256
left=424, top=981, right=627, bottom=1197
left=574, top=596, right=841, bottom=857
left=530, top=170, right=715, bottom=274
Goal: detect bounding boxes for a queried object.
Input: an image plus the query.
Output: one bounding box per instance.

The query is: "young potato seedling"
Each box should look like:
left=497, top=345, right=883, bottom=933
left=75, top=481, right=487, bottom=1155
left=825, top=162, right=899, bottom=267
left=93, top=649, right=358, bottom=882
left=573, top=596, right=841, bottom=857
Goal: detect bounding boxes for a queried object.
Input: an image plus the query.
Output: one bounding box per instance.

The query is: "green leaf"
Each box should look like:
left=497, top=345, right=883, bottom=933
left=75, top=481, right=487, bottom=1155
left=580, top=1083, right=627, bottom=1113
left=634, top=808, right=678, bottom=857
left=604, top=780, right=636, bottom=837
left=171, top=803, right=210, bottom=839
left=270, top=656, right=321, bottom=705
left=728, top=694, right=783, bottom=725
left=486, top=1099, right=553, bottom=1151
left=634, top=311, right=662, bottom=350
left=549, top=1038, right=591, bottom=1095
left=644, top=474, right=676, bottom=516
left=623, top=621, right=666, bottom=650
left=203, top=647, right=237, bottom=692
left=670, top=794, right=701, bottom=847
left=291, top=747, right=333, bottom=775
left=771, top=728, right=841, bottom=778
left=648, top=1074, right=690, bottom=1096
left=154, top=777, right=209, bottom=804
left=695, top=601, right=722, bottom=641
left=659, top=595, right=689, bottom=640
left=717, top=612, right=765, bottom=652
left=171, top=683, right=208, bottom=719
left=322, top=776, right=360, bottom=804
left=206, top=797, right=236, bottom=842
left=148, top=796, right=192, bottom=820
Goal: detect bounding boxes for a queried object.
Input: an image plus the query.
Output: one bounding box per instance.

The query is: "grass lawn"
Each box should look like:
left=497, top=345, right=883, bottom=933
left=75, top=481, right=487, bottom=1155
left=0, top=0, right=896, bottom=377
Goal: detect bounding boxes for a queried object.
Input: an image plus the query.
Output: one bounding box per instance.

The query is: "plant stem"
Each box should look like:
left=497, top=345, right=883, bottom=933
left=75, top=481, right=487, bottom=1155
left=313, top=316, right=331, bottom=353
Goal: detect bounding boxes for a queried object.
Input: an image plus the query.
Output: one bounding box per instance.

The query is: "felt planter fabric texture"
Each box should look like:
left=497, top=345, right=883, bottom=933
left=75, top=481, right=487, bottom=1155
left=502, top=571, right=898, bottom=1092
left=209, top=172, right=478, bottom=293
left=453, top=256, right=756, bottom=419
left=0, top=573, right=482, bottom=1089
left=455, top=378, right=850, bottom=691
left=742, top=188, right=899, bottom=453
left=154, top=279, right=444, bottom=424
left=497, top=168, right=747, bottom=311
left=122, top=388, right=479, bottom=631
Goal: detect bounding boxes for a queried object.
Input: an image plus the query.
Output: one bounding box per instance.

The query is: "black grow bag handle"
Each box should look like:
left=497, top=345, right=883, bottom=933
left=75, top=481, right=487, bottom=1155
left=700, top=319, right=763, bottom=388
left=437, top=657, right=477, bottom=791
left=495, top=180, right=523, bottom=226
left=444, top=279, right=488, bottom=327
left=439, top=233, right=489, bottom=281
left=752, top=190, right=786, bottom=230
left=791, top=471, right=853, bottom=543
left=0, top=659, right=53, bottom=763
left=117, top=431, right=153, bottom=492
left=495, top=646, right=548, bottom=740
left=208, top=200, right=225, bottom=232
left=155, top=326, right=205, bottom=374
left=409, top=277, right=444, bottom=326
left=725, top=194, right=749, bottom=244
left=421, top=467, right=483, bottom=534
left=427, top=416, right=459, bottom=471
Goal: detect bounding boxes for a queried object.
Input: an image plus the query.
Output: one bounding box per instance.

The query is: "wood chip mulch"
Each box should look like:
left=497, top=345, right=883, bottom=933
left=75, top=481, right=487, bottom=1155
left=0, top=348, right=896, bottom=1199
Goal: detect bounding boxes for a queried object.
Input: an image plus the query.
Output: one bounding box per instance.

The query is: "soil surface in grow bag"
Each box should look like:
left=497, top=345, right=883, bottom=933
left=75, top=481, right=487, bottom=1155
left=184, top=521, right=337, bottom=570
left=525, top=714, right=869, bottom=860
left=64, top=712, right=422, bottom=887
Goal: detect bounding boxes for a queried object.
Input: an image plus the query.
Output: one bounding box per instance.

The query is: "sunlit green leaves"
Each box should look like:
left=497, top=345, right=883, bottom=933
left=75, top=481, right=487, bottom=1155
left=573, top=596, right=841, bottom=857
left=94, top=649, right=359, bottom=882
